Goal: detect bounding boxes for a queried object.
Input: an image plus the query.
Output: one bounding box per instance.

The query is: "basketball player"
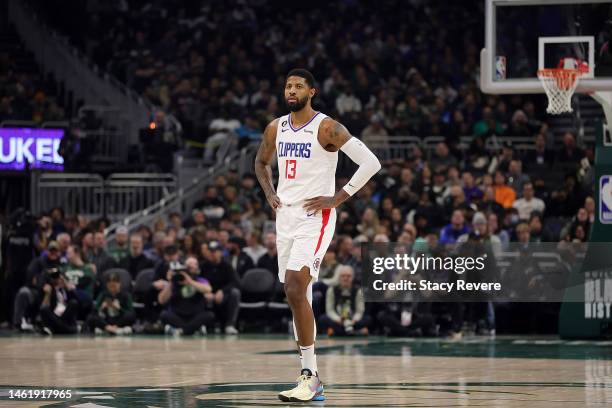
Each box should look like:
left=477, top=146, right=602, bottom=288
left=255, top=68, right=381, bottom=402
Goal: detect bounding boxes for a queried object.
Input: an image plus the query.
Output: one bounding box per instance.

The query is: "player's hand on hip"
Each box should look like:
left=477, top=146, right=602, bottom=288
left=266, top=193, right=282, bottom=211
left=303, top=196, right=335, bottom=213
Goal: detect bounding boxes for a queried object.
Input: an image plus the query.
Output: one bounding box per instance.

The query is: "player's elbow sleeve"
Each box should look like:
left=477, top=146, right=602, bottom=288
left=340, top=137, right=381, bottom=196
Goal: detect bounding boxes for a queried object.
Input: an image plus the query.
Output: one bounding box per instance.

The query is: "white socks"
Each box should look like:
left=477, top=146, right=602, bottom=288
left=299, top=344, right=317, bottom=374
left=294, top=282, right=318, bottom=375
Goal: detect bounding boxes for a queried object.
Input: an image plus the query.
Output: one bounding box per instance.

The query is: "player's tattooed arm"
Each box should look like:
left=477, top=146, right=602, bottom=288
left=304, top=119, right=352, bottom=213
left=305, top=117, right=381, bottom=213
left=318, top=118, right=352, bottom=152
left=255, top=119, right=281, bottom=210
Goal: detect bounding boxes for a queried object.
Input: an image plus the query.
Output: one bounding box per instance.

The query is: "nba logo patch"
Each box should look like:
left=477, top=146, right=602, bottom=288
left=600, top=176, right=612, bottom=224
left=313, top=258, right=321, bottom=271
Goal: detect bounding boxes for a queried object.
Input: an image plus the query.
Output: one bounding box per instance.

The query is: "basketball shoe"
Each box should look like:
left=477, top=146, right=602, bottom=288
left=278, top=368, right=325, bottom=402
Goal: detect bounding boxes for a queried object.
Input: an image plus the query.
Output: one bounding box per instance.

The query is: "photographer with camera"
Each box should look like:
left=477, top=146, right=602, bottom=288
left=39, top=268, right=78, bottom=334
left=85, top=271, right=135, bottom=335
left=13, top=241, right=63, bottom=331
left=158, top=256, right=215, bottom=336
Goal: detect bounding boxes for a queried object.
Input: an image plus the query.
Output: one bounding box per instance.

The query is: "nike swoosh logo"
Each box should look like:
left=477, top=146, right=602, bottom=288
left=306, top=211, right=315, bottom=217
left=304, top=130, right=313, bottom=134
left=348, top=183, right=355, bottom=187
left=281, top=128, right=289, bottom=132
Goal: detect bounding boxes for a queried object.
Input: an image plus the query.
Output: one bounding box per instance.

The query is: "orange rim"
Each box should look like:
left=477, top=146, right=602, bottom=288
left=537, top=68, right=581, bottom=90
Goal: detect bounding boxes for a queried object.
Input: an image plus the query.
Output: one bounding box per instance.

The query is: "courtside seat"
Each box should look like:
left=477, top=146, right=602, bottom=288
left=239, top=268, right=276, bottom=309
left=132, top=268, right=155, bottom=309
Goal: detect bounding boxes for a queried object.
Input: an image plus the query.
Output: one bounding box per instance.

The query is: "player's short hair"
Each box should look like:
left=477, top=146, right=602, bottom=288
left=286, top=68, right=316, bottom=88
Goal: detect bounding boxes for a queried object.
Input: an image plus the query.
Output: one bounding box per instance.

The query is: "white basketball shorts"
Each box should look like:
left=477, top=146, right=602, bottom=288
left=276, top=204, right=337, bottom=283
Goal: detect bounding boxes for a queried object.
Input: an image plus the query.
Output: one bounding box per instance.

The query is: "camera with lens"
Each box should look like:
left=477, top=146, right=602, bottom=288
left=169, top=261, right=188, bottom=283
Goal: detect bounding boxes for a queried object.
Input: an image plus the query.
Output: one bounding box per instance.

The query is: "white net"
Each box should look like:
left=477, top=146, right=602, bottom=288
left=537, top=69, right=581, bottom=114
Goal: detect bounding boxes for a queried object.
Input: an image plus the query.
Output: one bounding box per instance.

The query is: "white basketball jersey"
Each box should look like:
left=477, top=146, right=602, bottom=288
left=275, top=112, right=338, bottom=206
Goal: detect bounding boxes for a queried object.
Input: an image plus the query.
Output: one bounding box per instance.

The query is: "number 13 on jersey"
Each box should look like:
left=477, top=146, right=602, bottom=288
left=285, top=159, right=297, bottom=179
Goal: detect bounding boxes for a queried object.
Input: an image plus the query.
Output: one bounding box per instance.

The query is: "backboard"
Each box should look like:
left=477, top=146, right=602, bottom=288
left=481, top=0, right=612, bottom=94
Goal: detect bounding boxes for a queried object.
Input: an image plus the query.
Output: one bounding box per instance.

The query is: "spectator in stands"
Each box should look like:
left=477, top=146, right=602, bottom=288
left=487, top=212, right=510, bottom=248
left=85, top=271, right=135, bottom=335
left=136, top=225, right=153, bottom=249
left=244, top=231, right=266, bottom=264
left=584, top=196, right=596, bottom=223
left=335, top=86, right=362, bottom=115
left=200, top=241, right=241, bottom=334
left=462, top=171, right=483, bottom=203
left=356, top=208, right=380, bottom=241
left=336, top=236, right=359, bottom=271
left=180, top=233, right=199, bottom=259
left=490, top=143, right=514, bottom=174
left=524, top=133, right=554, bottom=171
left=13, top=241, right=63, bottom=331
left=119, top=234, right=154, bottom=280
left=256, top=232, right=278, bottom=275
left=39, top=268, right=78, bottom=335
left=168, top=212, right=186, bottom=239
left=527, top=212, right=551, bottom=242
left=507, top=160, right=529, bottom=197
left=430, top=142, right=458, bottom=172
left=557, top=132, right=585, bottom=164
left=439, top=210, right=469, bottom=245
left=473, top=106, right=504, bottom=137
left=226, top=236, right=254, bottom=278
left=153, top=245, right=180, bottom=285
left=146, top=231, right=167, bottom=263
left=513, top=182, right=545, bottom=221
left=561, top=207, right=592, bottom=242
left=549, top=174, right=583, bottom=217
left=361, top=114, right=389, bottom=148
left=479, top=186, right=504, bottom=220
left=493, top=171, right=516, bottom=209
left=80, top=231, right=95, bottom=257
left=193, top=187, right=224, bottom=220
left=445, top=185, right=471, bottom=215
left=507, top=109, right=531, bottom=137
left=56, top=233, right=72, bottom=258
left=33, top=215, right=53, bottom=254
left=62, top=244, right=96, bottom=319
left=515, top=223, right=531, bottom=245
left=158, top=256, right=214, bottom=336
left=88, top=232, right=117, bottom=276
left=235, top=117, right=262, bottom=148
left=318, top=265, right=370, bottom=336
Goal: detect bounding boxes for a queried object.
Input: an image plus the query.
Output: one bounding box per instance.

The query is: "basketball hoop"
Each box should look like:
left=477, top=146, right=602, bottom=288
left=537, top=59, right=588, bottom=115
left=537, top=69, right=583, bottom=114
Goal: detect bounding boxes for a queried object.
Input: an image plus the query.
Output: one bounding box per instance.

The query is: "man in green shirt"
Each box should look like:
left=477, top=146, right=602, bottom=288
left=62, top=244, right=96, bottom=319
left=107, top=226, right=130, bottom=263
left=85, top=271, right=135, bottom=335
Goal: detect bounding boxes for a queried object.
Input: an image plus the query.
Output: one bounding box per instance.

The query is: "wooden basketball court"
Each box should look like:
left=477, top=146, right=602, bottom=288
left=0, top=334, right=610, bottom=407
